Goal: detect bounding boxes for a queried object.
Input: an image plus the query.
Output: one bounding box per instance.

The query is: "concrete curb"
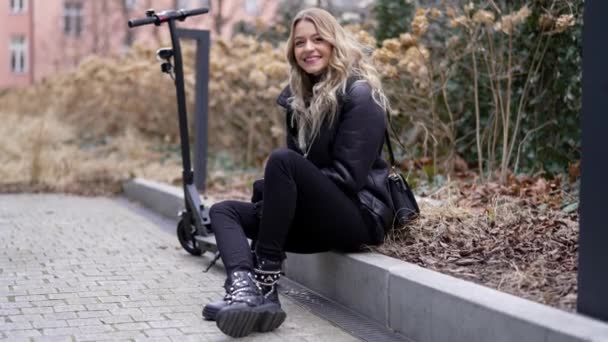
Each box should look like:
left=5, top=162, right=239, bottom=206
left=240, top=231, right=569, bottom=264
left=122, top=177, right=608, bottom=342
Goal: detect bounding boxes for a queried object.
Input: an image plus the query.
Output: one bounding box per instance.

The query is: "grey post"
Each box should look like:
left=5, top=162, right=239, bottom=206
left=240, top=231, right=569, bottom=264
left=577, top=0, right=608, bottom=322
left=176, top=28, right=210, bottom=192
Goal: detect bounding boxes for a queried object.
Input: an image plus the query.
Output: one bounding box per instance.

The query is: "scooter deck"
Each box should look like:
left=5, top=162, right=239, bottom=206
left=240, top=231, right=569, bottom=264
left=194, top=234, right=218, bottom=253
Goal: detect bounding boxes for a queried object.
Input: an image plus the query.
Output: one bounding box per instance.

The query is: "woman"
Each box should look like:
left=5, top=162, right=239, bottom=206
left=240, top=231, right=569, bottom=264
left=204, top=7, right=394, bottom=338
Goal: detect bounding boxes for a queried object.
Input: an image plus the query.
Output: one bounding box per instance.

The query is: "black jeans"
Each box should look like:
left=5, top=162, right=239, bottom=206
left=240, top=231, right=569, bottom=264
left=209, top=148, right=375, bottom=274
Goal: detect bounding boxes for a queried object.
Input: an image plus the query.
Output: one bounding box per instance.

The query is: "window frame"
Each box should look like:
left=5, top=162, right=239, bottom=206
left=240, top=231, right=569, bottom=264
left=199, top=0, right=211, bottom=10
left=244, top=0, right=257, bottom=15
left=9, top=35, right=28, bottom=74
left=63, top=1, right=84, bottom=37
left=125, top=0, right=137, bottom=10
left=10, top=0, right=28, bottom=14
left=176, top=0, right=190, bottom=9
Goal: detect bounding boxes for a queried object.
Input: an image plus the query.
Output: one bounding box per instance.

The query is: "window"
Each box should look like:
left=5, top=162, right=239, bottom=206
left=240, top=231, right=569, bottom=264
left=244, top=0, right=257, bottom=14
left=10, top=0, right=27, bottom=13
left=177, top=0, right=189, bottom=9
left=10, top=36, right=27, bottom=74
left=124, top=0, right=137, bottom=10
left=64, top=2, right=84, bottom=37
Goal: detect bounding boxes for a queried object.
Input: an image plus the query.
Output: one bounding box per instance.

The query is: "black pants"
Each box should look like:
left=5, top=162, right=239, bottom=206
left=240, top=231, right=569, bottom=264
left=209, top=148, right=375, bottom=274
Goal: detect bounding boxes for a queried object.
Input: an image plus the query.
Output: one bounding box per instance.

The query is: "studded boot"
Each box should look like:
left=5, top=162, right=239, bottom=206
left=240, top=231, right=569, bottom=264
left=203, top=247, right=257, bottom=321
left=202, top=250, right=285, bottom=322
left=215, top=270, right=285, bottom=338
left=202, top=277, right=232, bottom=321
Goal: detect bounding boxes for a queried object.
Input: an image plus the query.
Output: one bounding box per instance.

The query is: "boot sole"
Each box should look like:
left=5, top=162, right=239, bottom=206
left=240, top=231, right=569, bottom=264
left=202, top=304, right=222, bottom=321
left=216, top=303, right=286, bottom=338
left=203, top=298, right=282, bottom=322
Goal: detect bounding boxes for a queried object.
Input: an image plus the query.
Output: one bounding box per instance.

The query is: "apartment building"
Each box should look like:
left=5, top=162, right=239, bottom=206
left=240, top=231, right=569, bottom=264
left=0, top=0, right=279, bottom=88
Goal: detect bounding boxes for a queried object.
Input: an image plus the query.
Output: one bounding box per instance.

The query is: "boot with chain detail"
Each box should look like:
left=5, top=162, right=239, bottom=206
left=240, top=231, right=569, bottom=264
left=202, top=251, right=285, bottom=322
left=215, top=269, right=284, bottom=338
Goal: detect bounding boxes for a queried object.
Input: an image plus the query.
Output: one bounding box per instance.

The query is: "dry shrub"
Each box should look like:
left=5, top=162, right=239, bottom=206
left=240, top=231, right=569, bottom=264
left=0, top=36, right=289, bottom=168
left=0, top=52, right=179, bottom=142
left=371, top=1, right=580, bottom=180
left=208, top=36, right=288, bottom=166
left=0, top=35, right=289, bottom=192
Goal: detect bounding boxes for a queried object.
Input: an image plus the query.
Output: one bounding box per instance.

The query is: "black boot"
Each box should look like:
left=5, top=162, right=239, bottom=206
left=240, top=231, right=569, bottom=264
left=215, top=270, right=285, bottom=338
left=202, top=277, right=231, bottom=321
left=202, top=273, right=283, bottom=322
left=202, top=250, right=285, bottom=322
left=202, top=249, right=257, bottom=322
left=202, top=274, right=282, bottom=322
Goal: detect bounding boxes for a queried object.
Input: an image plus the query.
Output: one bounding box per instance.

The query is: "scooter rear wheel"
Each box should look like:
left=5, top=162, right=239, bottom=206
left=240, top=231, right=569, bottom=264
left=177, top=219, right=203, bottom=256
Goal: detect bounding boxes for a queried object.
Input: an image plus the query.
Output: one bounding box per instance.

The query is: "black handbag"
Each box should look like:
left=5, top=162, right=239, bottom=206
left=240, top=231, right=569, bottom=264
left=384, top=120, right=420, bottom=229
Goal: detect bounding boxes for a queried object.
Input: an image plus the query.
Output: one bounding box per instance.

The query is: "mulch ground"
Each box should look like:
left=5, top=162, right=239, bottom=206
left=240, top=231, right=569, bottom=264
left=370, top=174, right=579, bottom=312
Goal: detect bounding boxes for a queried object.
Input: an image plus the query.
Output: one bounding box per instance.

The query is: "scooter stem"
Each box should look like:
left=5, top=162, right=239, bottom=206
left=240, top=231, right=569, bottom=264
left=168, top=19, right=194, bottom=185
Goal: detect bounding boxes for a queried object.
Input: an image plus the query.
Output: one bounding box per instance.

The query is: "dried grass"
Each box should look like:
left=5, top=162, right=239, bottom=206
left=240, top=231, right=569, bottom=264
left=0, top=112, right=181, bottom=195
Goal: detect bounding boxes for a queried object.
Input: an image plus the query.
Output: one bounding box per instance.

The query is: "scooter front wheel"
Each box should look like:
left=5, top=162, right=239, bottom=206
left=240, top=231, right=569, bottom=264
left=177, top=219, right=203, bottom=256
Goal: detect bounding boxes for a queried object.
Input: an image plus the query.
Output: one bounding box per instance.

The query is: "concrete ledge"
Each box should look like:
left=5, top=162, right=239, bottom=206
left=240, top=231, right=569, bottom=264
left=123, top=177, right=608, bottom=342
left=388, top=262, right=608, bottom=342
left=283, top=251, right=404, bottom=327
left=123, top=178, right=185, bottom=219
left=123, top=178, right=215, bottom=219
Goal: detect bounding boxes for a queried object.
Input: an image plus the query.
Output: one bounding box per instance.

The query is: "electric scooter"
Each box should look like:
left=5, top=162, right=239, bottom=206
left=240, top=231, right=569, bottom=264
left=128, top=8, right=218, bottom=262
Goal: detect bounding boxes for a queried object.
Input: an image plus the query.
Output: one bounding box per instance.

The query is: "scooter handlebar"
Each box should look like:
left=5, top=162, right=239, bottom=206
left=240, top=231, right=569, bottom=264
left=128, top=7, right=209, bottom=28
left=182, top=7, right=209, bottom=17
left=128, top=16, right=157, bottom=28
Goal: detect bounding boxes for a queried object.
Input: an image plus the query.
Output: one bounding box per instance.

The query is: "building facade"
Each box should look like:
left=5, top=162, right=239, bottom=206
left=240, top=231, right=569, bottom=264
left=0, top=0, right=279, bottom=88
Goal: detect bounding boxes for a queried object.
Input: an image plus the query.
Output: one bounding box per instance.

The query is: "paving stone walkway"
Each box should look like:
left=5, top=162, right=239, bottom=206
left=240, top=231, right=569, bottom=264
left=0, top=194, right=359, bottom=342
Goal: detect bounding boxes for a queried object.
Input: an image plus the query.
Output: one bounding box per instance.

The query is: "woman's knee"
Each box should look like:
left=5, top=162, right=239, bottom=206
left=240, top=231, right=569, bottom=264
left=209, top=200, right=239, bottom=221
left=266, top=148, right=301, bottom=170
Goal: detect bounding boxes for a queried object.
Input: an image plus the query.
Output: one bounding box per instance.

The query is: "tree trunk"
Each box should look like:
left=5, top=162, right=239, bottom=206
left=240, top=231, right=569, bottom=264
left=214, top=0, right=224, bottom=35
left=120, top=0, right=134, bottom=47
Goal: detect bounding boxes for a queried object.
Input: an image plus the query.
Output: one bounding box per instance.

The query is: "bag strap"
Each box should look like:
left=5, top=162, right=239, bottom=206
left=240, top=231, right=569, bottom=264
left=384, top=110, right=399, bottom=169
left=385, top=128, right=396, bottom=168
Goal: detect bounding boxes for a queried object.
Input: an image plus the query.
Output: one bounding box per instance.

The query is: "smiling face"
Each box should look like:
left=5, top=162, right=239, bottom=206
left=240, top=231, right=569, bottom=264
left=293, top=20, right=333, bottom=76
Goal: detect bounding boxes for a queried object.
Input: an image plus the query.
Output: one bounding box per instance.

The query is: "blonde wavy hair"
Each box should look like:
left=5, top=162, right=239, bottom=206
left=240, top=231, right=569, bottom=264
left=286, top=7, right=390, bottom=150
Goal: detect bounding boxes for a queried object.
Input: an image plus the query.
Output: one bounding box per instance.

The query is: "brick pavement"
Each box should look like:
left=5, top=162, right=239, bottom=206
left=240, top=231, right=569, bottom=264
left=0, top=194, right=359, bottom=342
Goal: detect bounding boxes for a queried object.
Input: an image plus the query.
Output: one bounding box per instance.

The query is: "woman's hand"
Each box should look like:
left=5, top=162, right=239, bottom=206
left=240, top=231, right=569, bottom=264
left=251, top=178, right=264, bottom=203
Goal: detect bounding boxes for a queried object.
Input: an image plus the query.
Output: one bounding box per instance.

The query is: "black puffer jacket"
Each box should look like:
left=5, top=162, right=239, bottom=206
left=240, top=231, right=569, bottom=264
left=276, top=80, right=394, bottom=244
